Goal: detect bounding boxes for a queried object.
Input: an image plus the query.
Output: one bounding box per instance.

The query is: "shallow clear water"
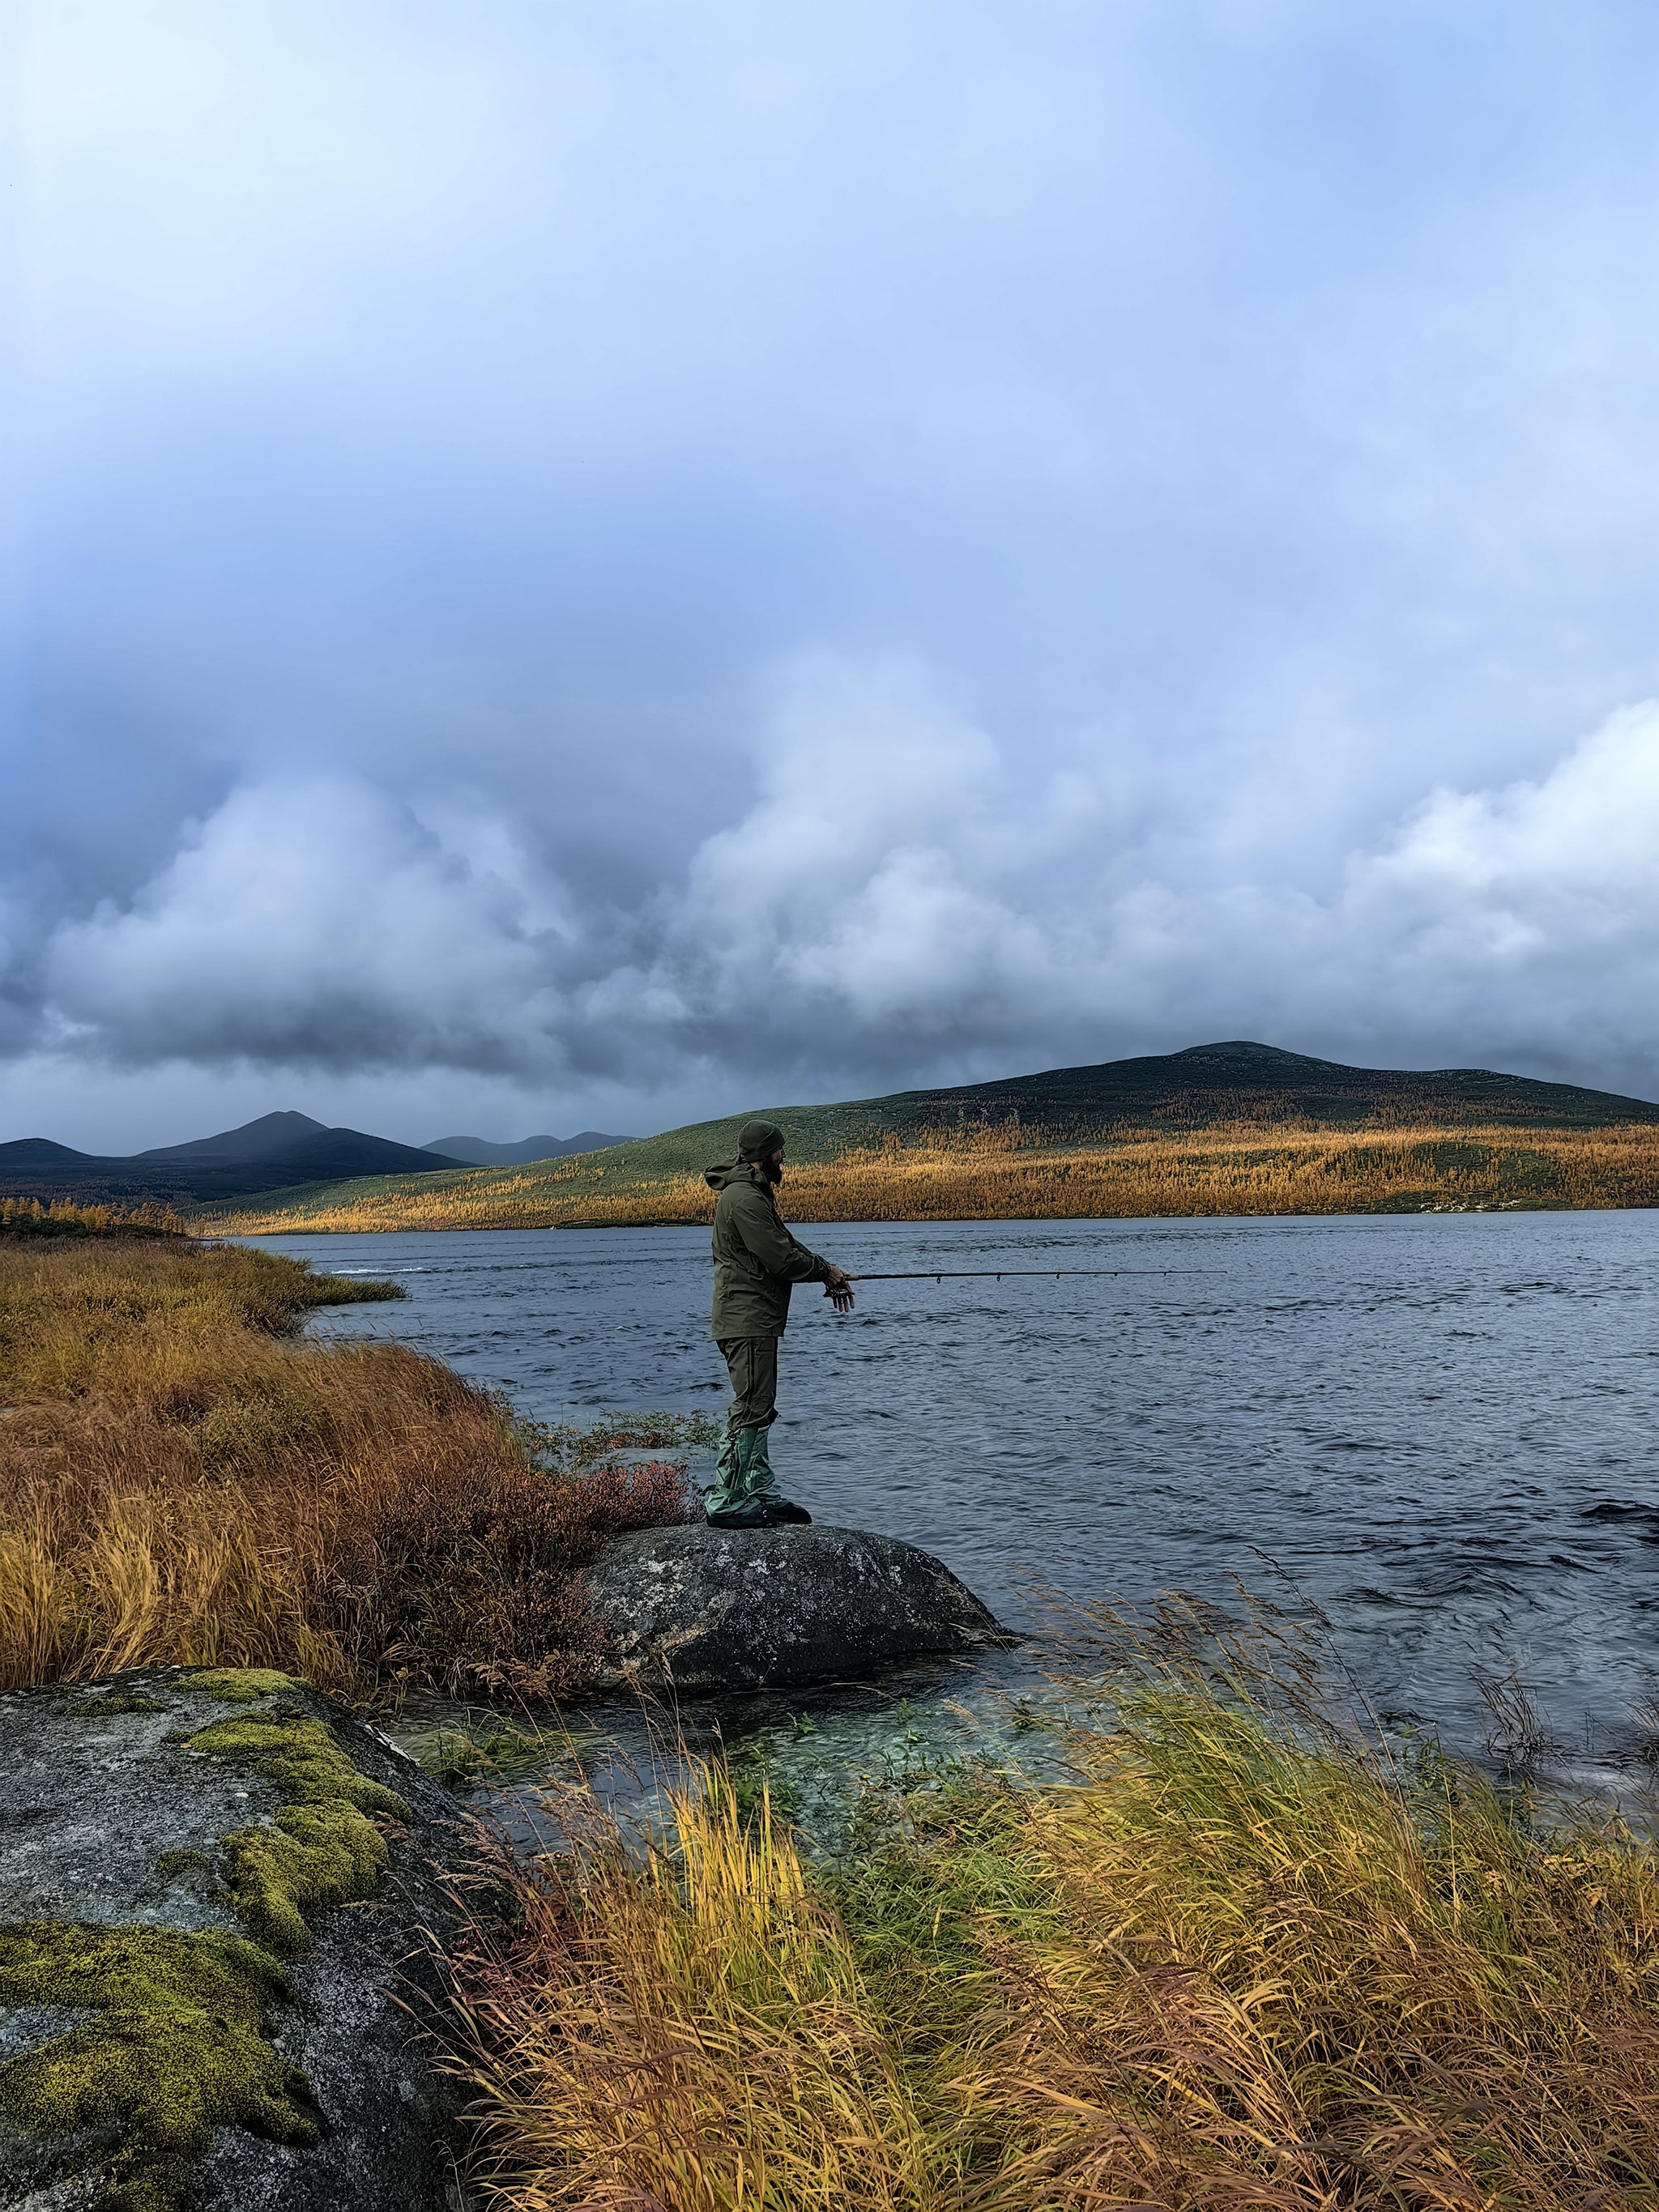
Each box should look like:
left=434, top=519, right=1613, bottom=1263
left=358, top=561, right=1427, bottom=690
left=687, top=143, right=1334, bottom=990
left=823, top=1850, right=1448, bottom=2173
left=248, top=1210, right=1659, bottom=1787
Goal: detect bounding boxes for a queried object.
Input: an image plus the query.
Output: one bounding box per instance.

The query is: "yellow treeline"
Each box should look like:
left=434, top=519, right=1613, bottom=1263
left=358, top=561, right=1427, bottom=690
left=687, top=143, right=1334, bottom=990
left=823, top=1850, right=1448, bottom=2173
left=1, top=1195, right=189, bottom=1236
left=205, top=1121, right=1659, bottom=1234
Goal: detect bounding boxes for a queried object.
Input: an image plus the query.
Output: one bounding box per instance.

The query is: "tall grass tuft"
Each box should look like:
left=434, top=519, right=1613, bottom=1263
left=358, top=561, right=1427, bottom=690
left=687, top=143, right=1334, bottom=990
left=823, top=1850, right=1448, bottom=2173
left=921, top=1607, right=1659, bottom=2207
left=445, top=1599, right=1659, bottom=2209
left=0, top=1238, right=695, bottom=1699
left=448, top=1770, right=931, bottom=2210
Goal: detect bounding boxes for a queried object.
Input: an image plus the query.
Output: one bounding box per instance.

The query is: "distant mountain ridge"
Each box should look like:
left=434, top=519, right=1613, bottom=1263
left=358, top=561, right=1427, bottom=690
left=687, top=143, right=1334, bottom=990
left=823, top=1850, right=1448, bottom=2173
left=12, top=1044, right=1659, bottom=1221
left=422, top=1132, right=630, bottom=1166
left=881, top=1039, right=1659, bottom=1136
left=0, top=1109, right=632, bottom=1207
left=0, top=1115, right=467, bottom=1207
left=134, top=1110, right=328, bottom=1165
left=175, top=1039, right=1659, bottom=1237
left=539, top=1038, right=1659, bottom=1184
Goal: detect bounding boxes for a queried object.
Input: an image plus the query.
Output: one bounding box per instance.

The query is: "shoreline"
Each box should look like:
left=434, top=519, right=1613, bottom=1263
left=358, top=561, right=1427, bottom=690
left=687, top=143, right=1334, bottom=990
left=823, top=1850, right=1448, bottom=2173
left=213, top=1195, right=1624, bottom=1235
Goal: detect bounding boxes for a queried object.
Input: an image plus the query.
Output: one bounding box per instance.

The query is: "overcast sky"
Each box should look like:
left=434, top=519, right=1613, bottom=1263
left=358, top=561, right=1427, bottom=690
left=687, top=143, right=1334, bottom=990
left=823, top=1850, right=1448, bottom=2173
left=9, top=0, right=1659, bottom=1150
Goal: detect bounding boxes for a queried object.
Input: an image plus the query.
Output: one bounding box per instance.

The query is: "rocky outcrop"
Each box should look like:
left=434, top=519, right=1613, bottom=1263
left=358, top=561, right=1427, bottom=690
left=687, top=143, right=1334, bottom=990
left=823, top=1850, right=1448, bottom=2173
left=0, top=1536, right=1008, bottom=2198
left=579, top=1522, right=1014, bottom=1691
left=0, top=1667, right=471, bottom=2212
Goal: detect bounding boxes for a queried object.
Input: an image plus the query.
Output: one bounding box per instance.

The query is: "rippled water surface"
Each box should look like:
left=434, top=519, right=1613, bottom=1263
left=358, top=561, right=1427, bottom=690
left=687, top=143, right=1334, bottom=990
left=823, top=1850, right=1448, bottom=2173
left=251, top=1211, right=1659, bottom=1767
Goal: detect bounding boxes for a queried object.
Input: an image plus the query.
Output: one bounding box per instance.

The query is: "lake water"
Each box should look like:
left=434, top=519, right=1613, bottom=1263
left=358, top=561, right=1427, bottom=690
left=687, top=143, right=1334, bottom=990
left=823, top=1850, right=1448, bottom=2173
left=246, top=1210, right=1659, bottom=1801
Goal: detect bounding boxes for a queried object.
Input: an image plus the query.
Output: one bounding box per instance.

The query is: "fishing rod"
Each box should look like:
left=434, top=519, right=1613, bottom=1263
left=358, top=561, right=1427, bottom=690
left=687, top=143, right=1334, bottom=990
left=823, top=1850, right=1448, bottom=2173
left=830, top=1268, right=1211, bottom=1288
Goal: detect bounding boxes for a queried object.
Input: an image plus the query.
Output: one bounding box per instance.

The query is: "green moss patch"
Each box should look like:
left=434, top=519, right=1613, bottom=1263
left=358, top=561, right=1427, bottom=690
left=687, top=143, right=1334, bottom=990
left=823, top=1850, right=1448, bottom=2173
left=153, top=1850, right=212, bottom=1881
left=0, top=1919, right=314, bottom=2210
left=216, top=1804, right=393, bottom=1954
left=180, top=1709, right=408, bottom=1818
left=70, top=1690, right=169, bottom=1719
left=177, top=1668, right=301, bottom=1703
left=178, top=1709, right=411, bottom=1955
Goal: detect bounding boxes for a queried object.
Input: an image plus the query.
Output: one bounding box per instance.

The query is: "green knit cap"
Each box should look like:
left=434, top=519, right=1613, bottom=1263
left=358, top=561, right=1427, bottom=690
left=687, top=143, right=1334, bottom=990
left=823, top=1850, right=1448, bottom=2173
left=737, top=1119, right=786, bottom=1160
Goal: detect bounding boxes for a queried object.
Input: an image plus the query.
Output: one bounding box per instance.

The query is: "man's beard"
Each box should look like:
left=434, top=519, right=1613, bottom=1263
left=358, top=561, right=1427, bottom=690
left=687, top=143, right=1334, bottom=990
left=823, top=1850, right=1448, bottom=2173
left=760, top=1157, right=783, bottom=1186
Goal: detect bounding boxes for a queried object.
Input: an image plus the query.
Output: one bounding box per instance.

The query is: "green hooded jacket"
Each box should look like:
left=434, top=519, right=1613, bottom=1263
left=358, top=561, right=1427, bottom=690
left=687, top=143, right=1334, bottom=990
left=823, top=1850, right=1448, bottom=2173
left=706, top=1162, right=832, bottom=1339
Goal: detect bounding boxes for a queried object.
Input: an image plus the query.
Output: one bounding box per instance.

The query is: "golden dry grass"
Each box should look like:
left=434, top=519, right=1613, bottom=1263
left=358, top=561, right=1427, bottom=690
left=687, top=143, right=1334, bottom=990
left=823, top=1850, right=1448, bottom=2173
left=450, top=1777, right=931, bottom=2211
left=446, top=1603, right=1659, bottom=2210
left=206, top=1120, right=1659, bottom=1234
left=0, top=1237, right=693, bottom=1700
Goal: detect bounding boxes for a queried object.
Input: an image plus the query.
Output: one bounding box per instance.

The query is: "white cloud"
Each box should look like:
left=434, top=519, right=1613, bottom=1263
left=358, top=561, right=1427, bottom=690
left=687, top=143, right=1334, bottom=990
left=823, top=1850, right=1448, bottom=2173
left=1356, top=705, right=1659, bottom=938
left=44, top=783, right=573, bottom=1073
left=1333, top=704, right=1659, bottom=1071
left=15, top=1, right=1659, bottom=1148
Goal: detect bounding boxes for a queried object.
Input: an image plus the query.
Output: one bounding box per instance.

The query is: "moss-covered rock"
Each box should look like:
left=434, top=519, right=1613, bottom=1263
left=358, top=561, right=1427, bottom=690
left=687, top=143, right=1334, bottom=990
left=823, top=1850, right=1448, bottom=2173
left=153, top=1850, right=212, bottom=1882
left=0, top=1920, right=313, bottom=2209
left=177, top=1708, right=411, bottom=1955
left=0, top=1666, right=470, bottom=2211
left=70, top=1690, right=169, bottom=1719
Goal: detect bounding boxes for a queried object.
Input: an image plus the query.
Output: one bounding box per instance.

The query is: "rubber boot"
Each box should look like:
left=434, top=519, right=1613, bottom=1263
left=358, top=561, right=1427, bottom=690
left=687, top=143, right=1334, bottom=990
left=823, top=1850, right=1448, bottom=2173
left=706, top=1422, right=740, bottom=1508
left=704, top=1423, right=753, bottom=1524
left=736, top=1424, right=811, bottom=1525
left=706, top=1421, right=774, bottom=1526
left=705, top=1424, right=812, bottom=1528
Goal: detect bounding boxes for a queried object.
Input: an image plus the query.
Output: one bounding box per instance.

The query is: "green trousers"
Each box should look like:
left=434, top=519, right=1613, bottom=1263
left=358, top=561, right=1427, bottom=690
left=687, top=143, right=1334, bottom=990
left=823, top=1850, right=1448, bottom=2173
left=706, top=1336, right=783, bottom=1514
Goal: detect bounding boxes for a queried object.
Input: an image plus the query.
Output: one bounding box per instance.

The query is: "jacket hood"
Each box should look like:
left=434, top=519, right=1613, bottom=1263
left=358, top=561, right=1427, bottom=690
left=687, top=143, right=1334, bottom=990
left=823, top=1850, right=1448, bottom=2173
left=705, top=1161, right=757, bottom=1191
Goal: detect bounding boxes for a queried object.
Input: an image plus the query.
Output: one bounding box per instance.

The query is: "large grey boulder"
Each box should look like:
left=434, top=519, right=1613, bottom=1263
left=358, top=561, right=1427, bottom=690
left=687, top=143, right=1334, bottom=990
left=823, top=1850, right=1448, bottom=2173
left=0, top=1667, right=471, bottom=2212
left=579, top=1522, right=1013, bottom=1691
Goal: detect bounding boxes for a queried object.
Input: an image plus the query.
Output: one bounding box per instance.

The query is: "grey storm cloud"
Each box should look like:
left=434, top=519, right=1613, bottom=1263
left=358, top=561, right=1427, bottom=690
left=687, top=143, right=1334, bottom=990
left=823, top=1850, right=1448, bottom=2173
left=11, top=0, right=1659, bottom=1140
left=36, top=665, right=1659, bottom=1100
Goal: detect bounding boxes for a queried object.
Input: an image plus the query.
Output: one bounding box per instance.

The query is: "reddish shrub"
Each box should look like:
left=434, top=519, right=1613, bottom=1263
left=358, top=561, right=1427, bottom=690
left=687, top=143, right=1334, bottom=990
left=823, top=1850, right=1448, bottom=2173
left=321, top=1455, right=698, bottom=1698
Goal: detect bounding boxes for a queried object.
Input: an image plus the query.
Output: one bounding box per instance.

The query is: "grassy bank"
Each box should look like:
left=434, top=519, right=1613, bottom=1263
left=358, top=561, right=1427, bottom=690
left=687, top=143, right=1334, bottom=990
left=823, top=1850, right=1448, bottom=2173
left=0, top=1235, right=696, bottom=1701
left=445, top=1606, right=1659, bottom=2210
left=201, top=1119, right=1659, bottom=1234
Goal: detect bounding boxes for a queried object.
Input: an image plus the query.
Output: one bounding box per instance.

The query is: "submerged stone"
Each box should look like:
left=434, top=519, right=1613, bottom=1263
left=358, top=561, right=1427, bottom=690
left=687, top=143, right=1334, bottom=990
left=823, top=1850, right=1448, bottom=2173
left=579, top=1521, right=1014, bottom=1691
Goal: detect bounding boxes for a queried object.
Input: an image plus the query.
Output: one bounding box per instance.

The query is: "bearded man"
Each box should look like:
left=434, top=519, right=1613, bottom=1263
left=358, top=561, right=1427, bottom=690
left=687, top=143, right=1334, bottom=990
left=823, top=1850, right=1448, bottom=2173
left=702, top=1119, right=855, bottom=1528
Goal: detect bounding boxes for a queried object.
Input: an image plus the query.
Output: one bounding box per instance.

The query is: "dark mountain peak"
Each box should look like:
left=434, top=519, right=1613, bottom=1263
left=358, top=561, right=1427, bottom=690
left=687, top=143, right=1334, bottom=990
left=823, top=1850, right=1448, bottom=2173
left=883, top=1038, right=1659, bottom=1135
left=136, top=1110, right=329, bottom=1165
left=277, top=1127, right=468, bottom=1174
left=0, top=1137, right=96, bottom=1164
left=1166, top=1040, right=1346, bottom=1072
left=1162, top=1040, right=1522, bottom=1082
left=2, top=1116, right=467, bottom=1205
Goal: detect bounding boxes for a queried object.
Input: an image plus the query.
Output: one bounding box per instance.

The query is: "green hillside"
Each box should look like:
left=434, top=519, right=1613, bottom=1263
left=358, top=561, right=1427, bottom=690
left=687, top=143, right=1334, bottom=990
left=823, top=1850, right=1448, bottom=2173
left=599, top=1038, right=1659, bottom=1175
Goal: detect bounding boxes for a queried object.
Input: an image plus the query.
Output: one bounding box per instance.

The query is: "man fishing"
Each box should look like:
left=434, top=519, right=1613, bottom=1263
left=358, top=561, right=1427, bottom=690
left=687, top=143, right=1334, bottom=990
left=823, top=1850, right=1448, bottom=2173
left=704, top=1120, right=855, bottom=1529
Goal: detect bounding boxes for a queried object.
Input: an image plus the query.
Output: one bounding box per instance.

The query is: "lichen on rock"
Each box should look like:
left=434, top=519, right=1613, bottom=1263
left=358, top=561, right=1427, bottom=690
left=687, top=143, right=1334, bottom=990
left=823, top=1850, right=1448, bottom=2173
left=0, top=1919, right=315, bottom=2210
left=2, top=1667, right=467, bottom=2209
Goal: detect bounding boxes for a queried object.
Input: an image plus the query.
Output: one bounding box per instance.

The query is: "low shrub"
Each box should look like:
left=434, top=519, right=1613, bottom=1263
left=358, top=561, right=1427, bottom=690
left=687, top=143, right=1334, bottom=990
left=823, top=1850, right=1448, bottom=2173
left=322, top=1451, right=697, bottom=1698
left=205, top=1119, right=1659, bottom=1232
left=0, top=1196, right=191, bottom=1237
